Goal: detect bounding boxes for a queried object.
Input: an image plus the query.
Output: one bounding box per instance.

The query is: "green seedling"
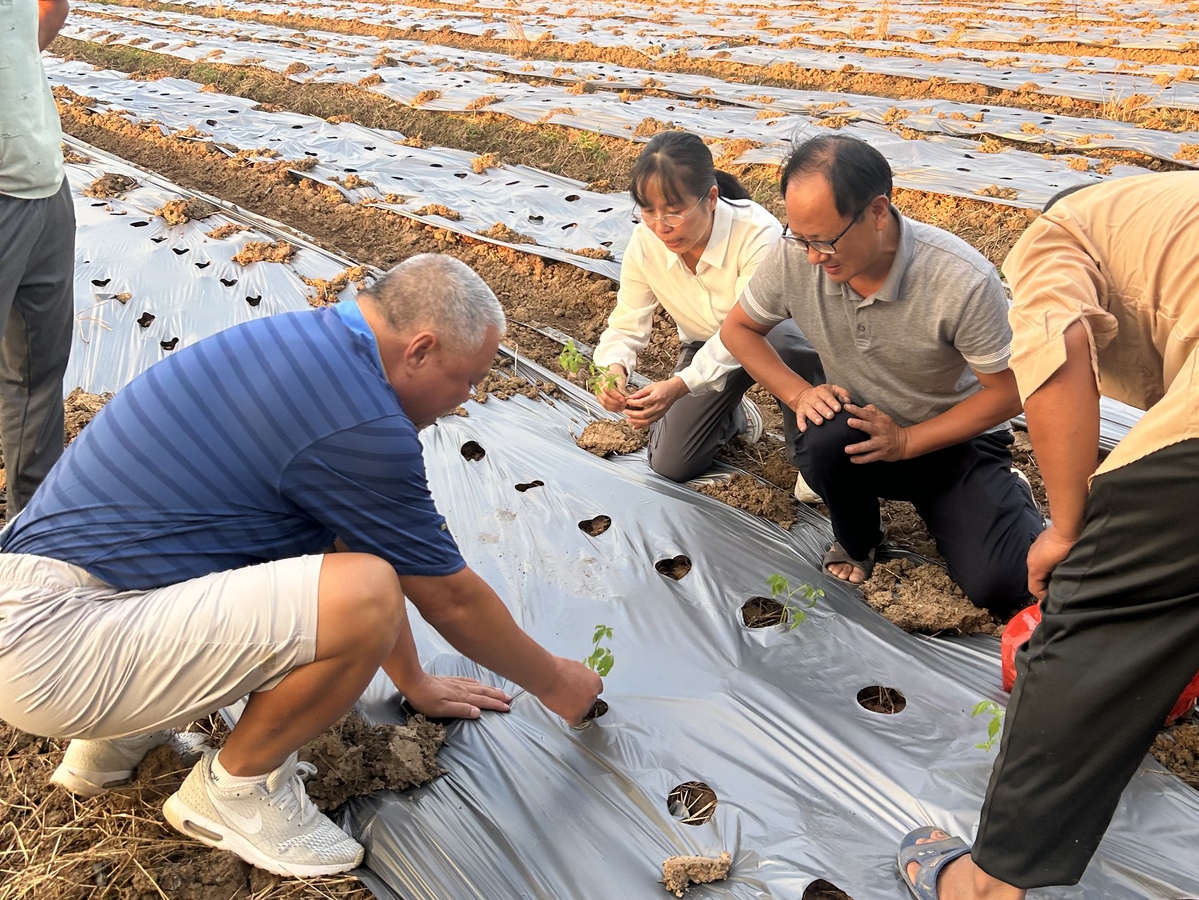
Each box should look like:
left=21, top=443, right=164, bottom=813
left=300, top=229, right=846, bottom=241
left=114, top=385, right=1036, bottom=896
left=972, top=700, right=1005, bottom=752
left=559, top=339, right=623, bottom=395
left=584, top=624, right=615, bottom=676
left=767, top=574, right=824, bottom=629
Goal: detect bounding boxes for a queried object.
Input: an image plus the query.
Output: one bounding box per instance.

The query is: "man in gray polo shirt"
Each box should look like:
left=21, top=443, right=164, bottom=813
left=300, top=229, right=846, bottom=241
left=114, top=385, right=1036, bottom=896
left=0, top=0, right=75, bottom=518
left=722, top=135, right=1041, bottom=615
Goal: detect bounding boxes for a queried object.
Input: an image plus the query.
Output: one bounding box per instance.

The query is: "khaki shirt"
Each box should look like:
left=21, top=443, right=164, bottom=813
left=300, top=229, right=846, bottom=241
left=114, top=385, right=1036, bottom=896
left=1004, top=171, right=1199, bottom=478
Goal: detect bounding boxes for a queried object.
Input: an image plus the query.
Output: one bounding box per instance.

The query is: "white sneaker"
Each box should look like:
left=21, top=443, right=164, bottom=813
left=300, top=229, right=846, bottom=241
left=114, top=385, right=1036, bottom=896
left=794, top=470, right=822, bottom=504
left=739, top=396, right=764, bottom=444
left=163, top=751, right=364, bottom=878
left=51, top=730, right=173, bottom=797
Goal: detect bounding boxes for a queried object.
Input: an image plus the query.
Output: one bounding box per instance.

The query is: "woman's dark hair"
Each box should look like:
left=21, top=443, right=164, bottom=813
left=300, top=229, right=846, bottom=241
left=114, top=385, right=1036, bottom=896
left=779, top=134, right=892, bottom=218
left=629, top=131, right=751, bottom=209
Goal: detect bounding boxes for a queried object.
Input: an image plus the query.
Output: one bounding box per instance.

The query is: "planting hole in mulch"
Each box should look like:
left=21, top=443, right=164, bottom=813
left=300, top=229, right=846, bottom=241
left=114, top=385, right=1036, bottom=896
left=655, top=555, right=692, bottom=580
left=460, top=440, right=486, bottom=461
left=667, top=780, right=718, bottom=825
left=579, top=514, right=611, bottom=536
left=741, top=596, right=787, bottom=628
left=582, top=699, right=608, bottom=722
left=857, top=686, right=907, bottom=715
left=802, top=878, right=854, bottom=900
left=515, top=480, right=544, bottom=492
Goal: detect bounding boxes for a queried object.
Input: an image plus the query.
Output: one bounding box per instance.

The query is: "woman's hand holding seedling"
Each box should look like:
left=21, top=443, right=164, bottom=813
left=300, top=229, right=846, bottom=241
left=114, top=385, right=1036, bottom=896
left=596, top=365, right=629, bottom=412
left=624, top=377, right=689, bottom=429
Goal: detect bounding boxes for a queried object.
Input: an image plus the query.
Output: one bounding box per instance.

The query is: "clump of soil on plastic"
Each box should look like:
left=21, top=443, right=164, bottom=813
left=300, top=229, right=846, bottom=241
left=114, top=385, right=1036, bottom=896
left=863, top=558, right=999, bottom=635
left=1152, top=721, right=1199, bottom=788
left=413, top=203, right=461, bottom=220
left=84, top=172, right=138, bottom=198
left=206, top=222, right=248, bottom=240
left=155, top=198, right=219, bottom=224
left=472, top=371, right=559, bottom=403
left=567, top=246, right=614, bottom=260
left=64, top=387, right=112, bottom=444
left=232, top=240, right=295, bottom=265
left=661, top=851, right=731, bottom=897
left=576, top=420, right=647, bottom=457
left=301, top=265, right=368, bottom=307
left=297, top=711, right=446, bottom=811
left=694, top=473, right=794, bottom=530
left=62, top=145, right=90, bottom=164
left=478, top=222, right=536, bottom=245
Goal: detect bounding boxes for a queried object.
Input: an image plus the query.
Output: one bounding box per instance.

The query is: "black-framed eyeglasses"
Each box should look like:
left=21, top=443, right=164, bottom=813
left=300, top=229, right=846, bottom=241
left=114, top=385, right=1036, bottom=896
left=632, top=195, right=705, bottom=227
left=781, top=203, right=870, bottom=254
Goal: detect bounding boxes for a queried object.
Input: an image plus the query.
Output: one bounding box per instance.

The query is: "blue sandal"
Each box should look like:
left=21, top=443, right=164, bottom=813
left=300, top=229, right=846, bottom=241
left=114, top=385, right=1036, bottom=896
left=897, top=826, right=973, bottom=900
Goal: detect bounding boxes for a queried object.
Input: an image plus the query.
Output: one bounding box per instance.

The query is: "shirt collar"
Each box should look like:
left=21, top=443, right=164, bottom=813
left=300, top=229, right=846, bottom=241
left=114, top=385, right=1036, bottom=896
left=870, top=208, right=914, bottom=303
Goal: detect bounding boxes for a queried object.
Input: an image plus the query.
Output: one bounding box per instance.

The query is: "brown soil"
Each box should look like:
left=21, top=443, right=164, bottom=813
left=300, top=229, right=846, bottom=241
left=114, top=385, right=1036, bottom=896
left=575, top=419, right=647, bottom=456
left=206, top=222, right=247, bottom=240
left=83, top=172, right=138, bottom=198
left=64, top=387, right=112, bottom=444
left=472, top=369, right=561, bottom=403
left=803, top=879, right=853, bottom=900
left=231, top=240, right=295, bottom=265
left=301, top=265, right=369, bottom=307
left=694, top=473, right=794, bottom=530
left=155, top=197, right=219, bottom=225
left=863, top=558, right=1001, bottom=635
left=297, top=711, right=446, bottom=812
left=1151, top=721, right=1199, bottom=789
left=661, top=851, right=732, bottom=897
left=655, top=555, right=693, bottom=580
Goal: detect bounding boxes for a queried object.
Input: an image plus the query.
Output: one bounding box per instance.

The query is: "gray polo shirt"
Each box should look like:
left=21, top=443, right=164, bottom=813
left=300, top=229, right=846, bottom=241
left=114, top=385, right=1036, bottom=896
left=740, top=209, right=1012, bottom=429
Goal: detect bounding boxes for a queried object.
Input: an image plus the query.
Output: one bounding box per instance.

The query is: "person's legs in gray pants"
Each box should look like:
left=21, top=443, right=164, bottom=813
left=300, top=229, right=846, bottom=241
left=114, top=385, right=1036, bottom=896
left=0, top=180, right=76, bottom=517
left=647, top=320, right=823, bottom=483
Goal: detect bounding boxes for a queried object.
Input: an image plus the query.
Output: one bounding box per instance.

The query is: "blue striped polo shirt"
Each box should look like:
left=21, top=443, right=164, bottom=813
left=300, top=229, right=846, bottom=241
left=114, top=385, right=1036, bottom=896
left=0, top=302, right=464, bottom=590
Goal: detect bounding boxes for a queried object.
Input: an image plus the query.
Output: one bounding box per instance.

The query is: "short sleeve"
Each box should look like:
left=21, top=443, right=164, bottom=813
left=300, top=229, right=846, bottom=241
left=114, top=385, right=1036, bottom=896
left=738, top=241, right=791, bottom=326
left=281, top=417, right=465, bottom=576
left=1002, top=212, right=1116, bottom=404
left=953, top=268, right=1014, bottom=375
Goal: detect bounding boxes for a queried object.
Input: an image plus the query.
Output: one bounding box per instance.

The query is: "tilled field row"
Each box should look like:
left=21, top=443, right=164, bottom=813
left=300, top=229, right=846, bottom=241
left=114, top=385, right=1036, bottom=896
left=165, top=0, right=1199, bottom=106
left=65, top=3, right=1183, bottom=211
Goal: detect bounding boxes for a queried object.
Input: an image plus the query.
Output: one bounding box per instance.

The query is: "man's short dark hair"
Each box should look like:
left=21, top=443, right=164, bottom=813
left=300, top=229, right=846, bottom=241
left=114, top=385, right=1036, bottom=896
left=779, top=135, right=893, bottom=218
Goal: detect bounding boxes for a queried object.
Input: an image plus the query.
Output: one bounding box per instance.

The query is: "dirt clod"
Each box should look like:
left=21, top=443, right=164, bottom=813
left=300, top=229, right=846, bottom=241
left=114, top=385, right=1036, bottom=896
left=575, top=420, right=646, bottom=457
left=64, top=387, right=112, bottom=444
left=297, top=711, right=446, bottom=811
left=156, top=198, right=220, bottom=224
left=694, top=473, right=793, bottom=530
left=863, top=558, right=999, bottom=635
left=232, top=240, right=295, bottom=265
left=662, top=851, right=732, bottom=897
left=84, top=172, right=138, bottom=198
left=1152, top=721, right=1199, bottom=788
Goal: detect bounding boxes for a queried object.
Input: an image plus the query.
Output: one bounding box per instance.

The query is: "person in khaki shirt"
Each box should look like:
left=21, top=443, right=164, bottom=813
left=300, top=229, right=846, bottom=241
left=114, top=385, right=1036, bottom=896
left=898, top=171, right=1199, bottom=898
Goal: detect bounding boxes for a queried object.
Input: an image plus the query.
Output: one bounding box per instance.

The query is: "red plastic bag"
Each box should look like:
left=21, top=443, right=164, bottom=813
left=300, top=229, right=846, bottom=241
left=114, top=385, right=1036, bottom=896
left=1001, top=604, right=1199, bottom=725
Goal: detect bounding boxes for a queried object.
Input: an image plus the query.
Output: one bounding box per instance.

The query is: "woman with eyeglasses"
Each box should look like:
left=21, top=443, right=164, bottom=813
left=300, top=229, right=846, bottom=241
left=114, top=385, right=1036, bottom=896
left=591, top=131, right=824, bottom=488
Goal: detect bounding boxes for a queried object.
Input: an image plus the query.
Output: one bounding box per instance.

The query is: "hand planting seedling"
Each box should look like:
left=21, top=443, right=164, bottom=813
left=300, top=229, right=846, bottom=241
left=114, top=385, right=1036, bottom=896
left=584, top=624, right=615, bottom=676
left=560, top=339, right=623, bottom=396
left=767, top=574, right=824, bottom=629
left=972, top=699, right=1005, bottom=752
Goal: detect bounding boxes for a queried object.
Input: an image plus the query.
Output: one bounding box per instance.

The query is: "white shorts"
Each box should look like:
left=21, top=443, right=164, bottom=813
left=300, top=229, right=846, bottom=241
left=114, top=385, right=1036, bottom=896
left=0, top=553, right=321, bottom=740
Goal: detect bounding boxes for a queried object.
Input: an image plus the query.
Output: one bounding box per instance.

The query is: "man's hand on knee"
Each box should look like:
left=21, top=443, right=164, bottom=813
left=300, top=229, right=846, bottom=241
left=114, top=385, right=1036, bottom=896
left=844, top=403, right=909, bottom=463
left=790, top=383, right=851, bottom=431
